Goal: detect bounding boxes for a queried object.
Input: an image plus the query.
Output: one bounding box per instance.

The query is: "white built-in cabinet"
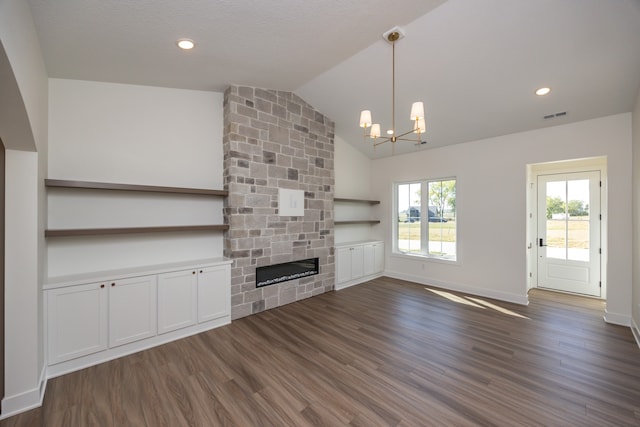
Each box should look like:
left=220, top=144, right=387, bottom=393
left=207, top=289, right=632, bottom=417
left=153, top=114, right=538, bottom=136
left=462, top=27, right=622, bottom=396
left=157, top=264, right=230, bottom=333
left=45, top=259, right=231, bottom=377
left=337, top=245, right=364, bottom=284
left=44, top=178, right=232, bottom=378
left=335, top=241, right=384, bottom=290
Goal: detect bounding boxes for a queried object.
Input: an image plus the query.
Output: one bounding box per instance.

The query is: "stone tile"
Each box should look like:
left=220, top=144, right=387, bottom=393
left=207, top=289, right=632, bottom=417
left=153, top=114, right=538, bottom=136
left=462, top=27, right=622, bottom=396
left=252, top=299, right=266, bottom=314
left=255, top=88, right=277, bottom=103
left=231, top=303, right=252, bottom=320
left=244, top=288, right=263, bottom=303
left=238, top=86, right=254, bottom=99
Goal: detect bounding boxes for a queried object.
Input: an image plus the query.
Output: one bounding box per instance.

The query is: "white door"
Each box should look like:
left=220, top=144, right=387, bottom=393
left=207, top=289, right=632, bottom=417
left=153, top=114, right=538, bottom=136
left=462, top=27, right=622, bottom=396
left=47, top=282, right=108, bottom=364
left=109, top=275, right=157, bottom=347
left=373, top=242, right=384, bottom=274
left=537, top=171, right=601, bottom=296
left=336, top=247, right=353, bottom=284
left=351, top=246, right=364, bottom=279
left=158, top=269, right=198, bottom=334
left=198, top=265, right=230, bottom=323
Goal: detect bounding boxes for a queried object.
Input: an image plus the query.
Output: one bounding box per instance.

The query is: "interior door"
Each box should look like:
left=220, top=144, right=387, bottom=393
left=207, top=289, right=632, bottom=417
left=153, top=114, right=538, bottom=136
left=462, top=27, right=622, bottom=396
left=537, top=171, right=601, bottom=296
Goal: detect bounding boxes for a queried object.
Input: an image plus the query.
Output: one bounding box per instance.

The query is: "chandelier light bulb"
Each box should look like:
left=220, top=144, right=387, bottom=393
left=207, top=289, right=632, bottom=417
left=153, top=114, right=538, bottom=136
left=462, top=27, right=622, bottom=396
left=370, top=124, right=381, bottom=138
left=359, top=110, right=372, bottom=128
left=410, top=102, right=425, bottom=120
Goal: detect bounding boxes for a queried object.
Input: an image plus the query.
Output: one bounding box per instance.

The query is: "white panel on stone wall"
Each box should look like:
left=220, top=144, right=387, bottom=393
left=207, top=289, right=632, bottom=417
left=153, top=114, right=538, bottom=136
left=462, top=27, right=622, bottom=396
left=279, top=188, right=304, bottom=216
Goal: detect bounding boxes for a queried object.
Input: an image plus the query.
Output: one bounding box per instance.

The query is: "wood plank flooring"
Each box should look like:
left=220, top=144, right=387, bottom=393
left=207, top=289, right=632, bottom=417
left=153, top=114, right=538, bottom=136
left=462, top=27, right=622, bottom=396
left=3, top=277, right=640, bottom=426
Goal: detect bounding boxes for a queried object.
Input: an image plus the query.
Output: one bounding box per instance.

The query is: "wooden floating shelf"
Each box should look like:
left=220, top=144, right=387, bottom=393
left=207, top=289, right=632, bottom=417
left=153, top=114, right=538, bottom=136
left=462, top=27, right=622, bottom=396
left=45, top=179, right=228, bottom=197
left=334, top=220, right=381, bottom=225
left=334, top=198, right=380, bottom=205
left=45, top=224, right=229, bottom=238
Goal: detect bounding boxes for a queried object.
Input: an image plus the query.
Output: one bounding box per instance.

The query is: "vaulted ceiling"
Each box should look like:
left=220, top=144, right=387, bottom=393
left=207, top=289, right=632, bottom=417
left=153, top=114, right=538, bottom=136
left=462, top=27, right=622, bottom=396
left=28, top=0, right=640, bottom=158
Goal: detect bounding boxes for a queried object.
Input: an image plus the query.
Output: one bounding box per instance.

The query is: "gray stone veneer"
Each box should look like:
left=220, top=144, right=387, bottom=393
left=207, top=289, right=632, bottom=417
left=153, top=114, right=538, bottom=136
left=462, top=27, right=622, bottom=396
left=223, top=85, right=335, bottom=320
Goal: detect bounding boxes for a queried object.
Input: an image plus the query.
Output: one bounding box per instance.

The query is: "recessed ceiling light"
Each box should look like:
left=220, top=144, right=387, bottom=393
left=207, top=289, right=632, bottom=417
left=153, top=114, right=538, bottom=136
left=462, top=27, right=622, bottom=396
left=177, top=39, right=195, bottom=50
left=535, top=87, right=551, bottom=96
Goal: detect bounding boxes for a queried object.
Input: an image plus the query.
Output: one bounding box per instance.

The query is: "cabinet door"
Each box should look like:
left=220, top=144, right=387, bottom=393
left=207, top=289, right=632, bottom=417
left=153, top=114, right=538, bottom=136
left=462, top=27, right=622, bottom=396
left=336, top=247, right=353, bottom=284
left=158, top=269, right=198, bottom=334
left=198, top=265, right=230, bottom=323
left=47, top=282, right=108, bottom=364
left=373, top=242, right=385, bottom=274
left=363, top=244, right=375, bottom=276
left=351, top=245, right=364, bottom=279
left=109, top=275, right=157, bottom=348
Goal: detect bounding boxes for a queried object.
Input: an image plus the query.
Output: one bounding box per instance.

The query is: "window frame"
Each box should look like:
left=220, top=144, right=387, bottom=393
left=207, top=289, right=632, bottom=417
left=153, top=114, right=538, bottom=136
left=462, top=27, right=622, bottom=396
left=393, top=177, right=458, bottom=262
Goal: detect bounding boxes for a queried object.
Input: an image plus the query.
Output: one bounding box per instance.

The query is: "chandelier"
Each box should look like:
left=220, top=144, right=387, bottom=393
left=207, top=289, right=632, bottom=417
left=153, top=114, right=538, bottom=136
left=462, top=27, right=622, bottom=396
left=359, top=27, right=425, bottom=151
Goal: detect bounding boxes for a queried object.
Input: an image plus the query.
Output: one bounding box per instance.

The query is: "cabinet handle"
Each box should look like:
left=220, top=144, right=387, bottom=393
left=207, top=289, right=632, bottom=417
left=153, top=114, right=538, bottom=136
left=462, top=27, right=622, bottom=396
left=111, top=282, right=115, bottom=287
left=100, top=284, right=105, bottom=289
left=200, top=270, right=203, bottom=274
left=192, top=271, right=196, bottom=275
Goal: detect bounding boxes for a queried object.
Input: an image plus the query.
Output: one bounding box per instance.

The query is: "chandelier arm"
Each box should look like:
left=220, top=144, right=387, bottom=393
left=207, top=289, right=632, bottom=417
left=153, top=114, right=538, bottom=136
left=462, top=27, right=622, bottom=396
left=393, top=128, right=420, bottom=140
left=373, top=138, right=391, bottom=147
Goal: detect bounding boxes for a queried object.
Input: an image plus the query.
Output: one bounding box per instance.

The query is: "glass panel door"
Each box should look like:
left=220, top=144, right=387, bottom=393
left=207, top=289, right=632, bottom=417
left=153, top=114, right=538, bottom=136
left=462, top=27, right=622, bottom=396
left=537, top=171, right=600, bottom=297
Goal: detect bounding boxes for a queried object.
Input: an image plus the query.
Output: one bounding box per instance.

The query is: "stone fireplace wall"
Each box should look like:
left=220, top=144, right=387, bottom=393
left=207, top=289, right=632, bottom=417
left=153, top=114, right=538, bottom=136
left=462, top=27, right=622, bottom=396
left=223, top=85, right=335, bottom=320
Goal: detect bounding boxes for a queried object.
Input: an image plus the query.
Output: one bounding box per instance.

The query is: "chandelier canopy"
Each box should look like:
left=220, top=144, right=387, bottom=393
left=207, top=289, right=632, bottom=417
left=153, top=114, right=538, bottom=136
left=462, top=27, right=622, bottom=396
left=359, top=27, right=426, bottom=152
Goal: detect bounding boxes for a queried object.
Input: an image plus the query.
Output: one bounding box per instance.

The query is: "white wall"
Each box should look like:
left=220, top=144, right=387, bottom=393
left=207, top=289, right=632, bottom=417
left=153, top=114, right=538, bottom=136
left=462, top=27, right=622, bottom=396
left=333, top=135, right=379, bottom=244
left=4, top=151, right=39, bottom=413
left=632, top=88, right=640, bottom=335
left=0, top=0, right=49, bottom=417
left=47, top=79, right=225, bottom=276
left=374, top=114, right=633, bottom=320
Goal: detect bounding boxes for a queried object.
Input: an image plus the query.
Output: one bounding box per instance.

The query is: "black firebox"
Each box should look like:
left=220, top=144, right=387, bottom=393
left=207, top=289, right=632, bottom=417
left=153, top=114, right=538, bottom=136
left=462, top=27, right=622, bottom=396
left=255, top=258, right=319, bottom=288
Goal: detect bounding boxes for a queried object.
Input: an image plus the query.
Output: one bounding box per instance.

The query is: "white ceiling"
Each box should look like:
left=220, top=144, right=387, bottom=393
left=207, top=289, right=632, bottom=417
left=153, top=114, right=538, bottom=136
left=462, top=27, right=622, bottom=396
left=28, top=0, right=640, bottom=159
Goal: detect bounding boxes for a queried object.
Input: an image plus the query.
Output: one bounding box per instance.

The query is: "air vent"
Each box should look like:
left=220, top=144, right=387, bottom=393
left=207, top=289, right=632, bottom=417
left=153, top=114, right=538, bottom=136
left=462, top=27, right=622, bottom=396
left=543, top=111, right=567, bottom=120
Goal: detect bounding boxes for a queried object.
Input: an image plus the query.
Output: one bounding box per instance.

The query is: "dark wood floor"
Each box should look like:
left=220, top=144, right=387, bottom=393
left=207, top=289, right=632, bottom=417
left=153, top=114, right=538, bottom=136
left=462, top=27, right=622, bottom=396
left=3, top=277, right=640, bottom=426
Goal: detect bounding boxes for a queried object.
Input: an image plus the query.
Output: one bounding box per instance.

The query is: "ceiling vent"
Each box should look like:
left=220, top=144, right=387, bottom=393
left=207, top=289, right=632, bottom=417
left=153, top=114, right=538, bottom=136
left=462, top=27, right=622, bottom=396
left=543, top=111, right=567, bottom=120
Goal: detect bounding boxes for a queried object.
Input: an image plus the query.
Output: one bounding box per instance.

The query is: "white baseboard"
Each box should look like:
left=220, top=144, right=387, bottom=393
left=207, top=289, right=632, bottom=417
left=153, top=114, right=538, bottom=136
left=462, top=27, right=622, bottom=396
left=384, top=269, right=530, bottom=305
left=631, top=318, right=640, bottom=350
left=603, top=309, right=631, bottom=327
left=0, top=365, right=46, bottom=420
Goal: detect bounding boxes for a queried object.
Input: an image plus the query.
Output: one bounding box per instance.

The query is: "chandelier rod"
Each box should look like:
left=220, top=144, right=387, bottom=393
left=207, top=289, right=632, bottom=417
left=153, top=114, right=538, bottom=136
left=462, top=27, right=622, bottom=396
left=392, top=35, right=396, bottom=144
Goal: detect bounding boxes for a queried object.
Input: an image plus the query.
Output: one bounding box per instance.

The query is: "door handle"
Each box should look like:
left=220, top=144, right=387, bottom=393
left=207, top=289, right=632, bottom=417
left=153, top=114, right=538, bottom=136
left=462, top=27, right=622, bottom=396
left=539, top=238, right=547, bottom=247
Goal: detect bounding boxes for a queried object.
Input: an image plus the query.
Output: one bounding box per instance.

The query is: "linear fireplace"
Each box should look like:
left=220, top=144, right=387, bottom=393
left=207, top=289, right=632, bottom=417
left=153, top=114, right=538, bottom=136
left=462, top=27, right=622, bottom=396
left=255, top=258, right=319, bottom=288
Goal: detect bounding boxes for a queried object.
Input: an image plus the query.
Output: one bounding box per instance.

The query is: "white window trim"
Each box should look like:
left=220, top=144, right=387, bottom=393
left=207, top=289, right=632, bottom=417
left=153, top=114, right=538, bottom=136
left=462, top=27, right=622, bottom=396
left=393, top=177, right=458, bottom=262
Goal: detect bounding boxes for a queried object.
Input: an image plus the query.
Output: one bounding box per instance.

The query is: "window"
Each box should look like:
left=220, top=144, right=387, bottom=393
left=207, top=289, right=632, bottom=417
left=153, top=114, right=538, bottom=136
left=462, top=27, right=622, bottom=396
left=395, top=178, right=457, bottom=260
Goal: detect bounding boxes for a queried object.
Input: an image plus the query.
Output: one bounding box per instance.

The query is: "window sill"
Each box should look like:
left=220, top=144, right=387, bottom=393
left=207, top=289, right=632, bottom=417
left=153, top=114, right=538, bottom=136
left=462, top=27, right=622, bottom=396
left=391, top=251, right=459, bottom=265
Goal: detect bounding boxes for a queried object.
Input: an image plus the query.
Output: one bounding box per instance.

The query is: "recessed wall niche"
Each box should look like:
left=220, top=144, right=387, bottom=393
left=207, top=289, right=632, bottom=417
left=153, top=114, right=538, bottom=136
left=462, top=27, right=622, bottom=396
left=223, top=85, right=335, bottom=320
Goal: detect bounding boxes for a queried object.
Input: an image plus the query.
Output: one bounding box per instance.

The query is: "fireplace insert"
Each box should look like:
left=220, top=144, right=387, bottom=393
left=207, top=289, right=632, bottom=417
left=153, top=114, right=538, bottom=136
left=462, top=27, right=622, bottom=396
left=255, top=258, right=319, bottom=288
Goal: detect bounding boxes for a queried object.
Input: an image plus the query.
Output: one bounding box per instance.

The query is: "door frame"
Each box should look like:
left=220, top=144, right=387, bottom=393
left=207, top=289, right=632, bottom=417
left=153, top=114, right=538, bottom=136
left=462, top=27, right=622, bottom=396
left=0, top=139, right=4, bottom=407
left=527, top=157, right=608, bottom=299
